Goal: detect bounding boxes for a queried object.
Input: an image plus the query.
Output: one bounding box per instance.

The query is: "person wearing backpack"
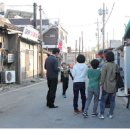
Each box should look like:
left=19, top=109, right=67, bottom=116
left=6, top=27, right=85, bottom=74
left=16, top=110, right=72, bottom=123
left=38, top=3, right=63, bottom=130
left=98, top=51, right=117, bottom=119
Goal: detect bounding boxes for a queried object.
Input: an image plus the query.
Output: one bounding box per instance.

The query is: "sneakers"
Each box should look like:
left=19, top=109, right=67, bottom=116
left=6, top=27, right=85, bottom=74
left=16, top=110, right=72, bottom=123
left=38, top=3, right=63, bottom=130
left=109, top=114, right=113, bottom=119
left=62, top=94, right=66, bottom=98
left=98, top=113, right=113, bottom=119
left=63, top=95, right=66, bottom=98
left=91, top=113, right=98, bottom=117
left=82, top=112, right=88, bottom=118
left=98, top=114, right=105, bottom=119
left=83, top=112, right=98, bottom=118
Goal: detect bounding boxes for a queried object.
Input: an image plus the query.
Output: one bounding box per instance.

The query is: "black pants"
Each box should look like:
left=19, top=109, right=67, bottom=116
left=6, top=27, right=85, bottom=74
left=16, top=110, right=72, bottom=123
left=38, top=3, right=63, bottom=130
left=73, top=82, right=86, bottom=110
left=62, top=78, right=69, bottom=95
left=47, top=77, right=58, bottom=107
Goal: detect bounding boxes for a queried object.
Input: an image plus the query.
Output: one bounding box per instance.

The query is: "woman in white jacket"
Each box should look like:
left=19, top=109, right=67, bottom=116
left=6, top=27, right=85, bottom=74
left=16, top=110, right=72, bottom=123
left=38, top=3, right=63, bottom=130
left=72, top=54, right=88, bottom=113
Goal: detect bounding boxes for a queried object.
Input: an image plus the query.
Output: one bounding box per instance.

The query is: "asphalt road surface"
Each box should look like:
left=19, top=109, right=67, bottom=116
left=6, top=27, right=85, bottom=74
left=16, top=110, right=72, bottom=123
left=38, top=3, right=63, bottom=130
left=0, top=79, right=130, bottom=128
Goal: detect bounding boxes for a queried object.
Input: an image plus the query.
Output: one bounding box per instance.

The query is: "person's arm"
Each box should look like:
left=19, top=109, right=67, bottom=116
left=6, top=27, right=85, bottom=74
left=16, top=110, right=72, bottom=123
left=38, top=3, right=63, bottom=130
left=68, top=70, right=73, bottom=80
left=44, top=59, right=47, bottom=70
left=54, top=59, right=60, bottom=72
left=61, top=71, right=64, bottom=82
left=72, top=65, right=76, bottom=79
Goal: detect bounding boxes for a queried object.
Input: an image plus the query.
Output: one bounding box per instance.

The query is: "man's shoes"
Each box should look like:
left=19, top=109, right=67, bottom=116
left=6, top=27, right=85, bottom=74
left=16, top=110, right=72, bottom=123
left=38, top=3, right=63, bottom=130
left=79, top=108, right=84, bottom=113
left=49, top=105, right=58, bottom=108
left=74, top=109, right=80, bottom=114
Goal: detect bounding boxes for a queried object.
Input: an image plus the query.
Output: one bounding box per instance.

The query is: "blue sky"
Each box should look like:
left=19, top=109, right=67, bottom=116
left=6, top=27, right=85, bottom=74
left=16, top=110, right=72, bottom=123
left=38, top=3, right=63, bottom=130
left=2, top=0, right=130, bottom=50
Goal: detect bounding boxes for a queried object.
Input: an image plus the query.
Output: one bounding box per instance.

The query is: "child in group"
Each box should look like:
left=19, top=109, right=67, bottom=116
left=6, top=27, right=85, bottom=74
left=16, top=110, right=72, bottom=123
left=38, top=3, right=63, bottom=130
left=72, top=54, right=88, bottom=113
left=61, top=62, right=73, bottom=98
left=83, top=59, right=101, bottom=117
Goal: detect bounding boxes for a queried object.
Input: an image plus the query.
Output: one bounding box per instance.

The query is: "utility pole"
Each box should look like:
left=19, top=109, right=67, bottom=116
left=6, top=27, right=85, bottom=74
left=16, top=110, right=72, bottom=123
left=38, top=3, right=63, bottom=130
left=33, top=3, right=37, bottom=29
left=113, top=28, right=114, bottom=40
left=75, top=40, right=77, bottom=62
left=102, top=3, right=105, bottom=51
left=79, top=37, right=81, bottom=54
left=98, top=3, right=108, bottom=52
left=39, top=5, right=44, bottom=78
left=107, top=32, right=108, bottom=48
left=97, top=18, right=100, bottom=51
left=81, top=31, right=84, bottom=54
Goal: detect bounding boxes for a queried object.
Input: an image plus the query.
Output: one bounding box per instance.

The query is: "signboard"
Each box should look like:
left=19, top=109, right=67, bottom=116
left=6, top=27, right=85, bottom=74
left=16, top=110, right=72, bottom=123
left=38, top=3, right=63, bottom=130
left=109, top=40, right=122, bottom=48
left=58, top=41, right=62, bottom=50
left=22, top=26, right=39, bottom=42
left=57, top=40, right=67, bottom=53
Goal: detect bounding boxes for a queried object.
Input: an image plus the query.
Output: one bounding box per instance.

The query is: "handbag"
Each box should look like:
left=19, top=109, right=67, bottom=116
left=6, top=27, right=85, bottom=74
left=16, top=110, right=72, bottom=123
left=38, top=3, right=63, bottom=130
left=115, top=65, right=124, bottom=90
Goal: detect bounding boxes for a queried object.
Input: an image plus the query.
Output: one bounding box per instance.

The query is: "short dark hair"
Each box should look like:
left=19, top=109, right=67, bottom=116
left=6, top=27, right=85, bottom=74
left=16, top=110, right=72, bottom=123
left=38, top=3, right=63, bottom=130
left=76, top=54, right=86, bottom=63
left=52, top=48, right=60, bottom=54
left=98, top=49, right=108, bottom=55
left=105, top=51, right=114, bottom=62
left=91, top=59, right=99, bottom=69
left=61, top=62, right=66, bottom=66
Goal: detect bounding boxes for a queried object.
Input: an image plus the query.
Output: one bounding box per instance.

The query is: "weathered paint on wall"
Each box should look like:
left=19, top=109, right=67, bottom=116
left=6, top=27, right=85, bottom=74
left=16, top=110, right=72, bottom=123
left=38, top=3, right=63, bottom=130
left=20, top=40, right=38, bottom=81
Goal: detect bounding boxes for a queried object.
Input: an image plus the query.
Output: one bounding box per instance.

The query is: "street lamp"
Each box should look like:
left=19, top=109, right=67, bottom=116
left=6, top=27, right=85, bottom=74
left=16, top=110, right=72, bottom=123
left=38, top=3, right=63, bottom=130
left=98, top=3, right=108, bottom=52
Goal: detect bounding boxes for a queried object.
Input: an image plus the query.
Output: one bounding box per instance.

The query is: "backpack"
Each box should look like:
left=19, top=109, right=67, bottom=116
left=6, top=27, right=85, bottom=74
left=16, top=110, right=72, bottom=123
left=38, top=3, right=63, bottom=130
left=115, top=65, right=124, bottom=90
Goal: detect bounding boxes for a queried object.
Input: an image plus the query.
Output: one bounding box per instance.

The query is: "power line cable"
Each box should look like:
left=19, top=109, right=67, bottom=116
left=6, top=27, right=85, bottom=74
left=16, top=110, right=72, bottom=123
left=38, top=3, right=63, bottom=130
left=104, top=2, right=115, bottom=26
left=6, top=5, right=32, bottom=6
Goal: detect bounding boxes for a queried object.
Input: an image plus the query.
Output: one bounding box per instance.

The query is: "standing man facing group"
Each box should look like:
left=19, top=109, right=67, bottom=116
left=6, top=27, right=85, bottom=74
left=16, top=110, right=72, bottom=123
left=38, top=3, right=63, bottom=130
left=44, top=48, right=60, bottom=108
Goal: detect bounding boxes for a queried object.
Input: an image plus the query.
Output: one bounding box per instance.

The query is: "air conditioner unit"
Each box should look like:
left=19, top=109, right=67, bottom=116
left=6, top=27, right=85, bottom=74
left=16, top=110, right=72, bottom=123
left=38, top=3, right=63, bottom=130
left=1, top=71, right=16, bottom=83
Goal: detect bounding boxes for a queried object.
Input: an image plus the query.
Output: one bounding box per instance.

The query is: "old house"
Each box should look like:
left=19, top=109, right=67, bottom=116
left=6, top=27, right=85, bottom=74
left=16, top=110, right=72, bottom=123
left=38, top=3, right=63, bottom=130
left=0, top=18, right=40, bottom=84
left=43, top=24, right=68, bottom=63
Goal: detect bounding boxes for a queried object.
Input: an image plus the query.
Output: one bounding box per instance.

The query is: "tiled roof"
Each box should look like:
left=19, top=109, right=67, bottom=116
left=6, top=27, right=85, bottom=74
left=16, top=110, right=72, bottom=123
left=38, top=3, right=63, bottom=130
left=9, top=19, right=49, bottom=26
left=9, top=19, right=32, bottom=25
left=0, top=19, right=18, bottom=30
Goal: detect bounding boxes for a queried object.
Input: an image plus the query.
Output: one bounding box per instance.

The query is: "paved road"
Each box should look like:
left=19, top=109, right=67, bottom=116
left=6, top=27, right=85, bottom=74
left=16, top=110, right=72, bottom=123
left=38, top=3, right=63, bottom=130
left=0, top=79, right=130, bottom=128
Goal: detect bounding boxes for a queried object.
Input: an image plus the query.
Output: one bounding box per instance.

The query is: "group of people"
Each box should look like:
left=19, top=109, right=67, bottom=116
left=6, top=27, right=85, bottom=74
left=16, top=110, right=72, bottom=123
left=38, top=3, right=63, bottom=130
left=44, top=48, right=118, bottom=119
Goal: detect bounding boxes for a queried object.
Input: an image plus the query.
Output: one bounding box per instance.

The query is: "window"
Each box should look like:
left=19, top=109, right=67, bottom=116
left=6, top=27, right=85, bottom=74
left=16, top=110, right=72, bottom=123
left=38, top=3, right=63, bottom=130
left=50, top=34, right=55, bottom=38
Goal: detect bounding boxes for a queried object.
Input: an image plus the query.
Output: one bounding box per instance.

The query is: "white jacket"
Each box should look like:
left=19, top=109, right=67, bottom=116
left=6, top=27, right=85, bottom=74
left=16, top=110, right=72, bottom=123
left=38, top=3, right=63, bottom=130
left=72, top=63, right=88, bottom=82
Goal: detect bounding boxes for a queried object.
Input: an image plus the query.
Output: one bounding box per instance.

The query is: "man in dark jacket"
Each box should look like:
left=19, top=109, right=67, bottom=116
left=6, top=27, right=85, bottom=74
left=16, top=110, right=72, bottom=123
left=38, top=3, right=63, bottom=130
left=44, top=48, right=60, bottom=108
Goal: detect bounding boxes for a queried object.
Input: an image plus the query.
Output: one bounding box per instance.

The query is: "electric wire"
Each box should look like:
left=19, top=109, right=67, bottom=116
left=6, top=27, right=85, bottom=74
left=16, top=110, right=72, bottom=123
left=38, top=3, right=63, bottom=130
left=104, top=2, right=115, bottom=26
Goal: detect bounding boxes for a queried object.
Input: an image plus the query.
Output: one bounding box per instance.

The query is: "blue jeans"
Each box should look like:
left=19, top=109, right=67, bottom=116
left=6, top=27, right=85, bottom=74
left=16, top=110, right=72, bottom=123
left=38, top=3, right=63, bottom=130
left=84, top=89, right=100, bottom=114
left=100, top=90, right=116, bottom=115
left=73, top=82, right=86, bottom=110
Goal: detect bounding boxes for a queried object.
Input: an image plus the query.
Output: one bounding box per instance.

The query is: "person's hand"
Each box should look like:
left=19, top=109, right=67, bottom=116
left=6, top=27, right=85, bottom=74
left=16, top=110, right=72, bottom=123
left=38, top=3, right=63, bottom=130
left=69, top=63, right=74, bottom=69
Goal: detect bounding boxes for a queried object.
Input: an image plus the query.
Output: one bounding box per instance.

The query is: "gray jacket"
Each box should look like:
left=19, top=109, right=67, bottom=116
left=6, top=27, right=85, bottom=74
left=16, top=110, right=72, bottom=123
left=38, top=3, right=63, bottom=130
left=101, top=62, right=117, bottom=93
